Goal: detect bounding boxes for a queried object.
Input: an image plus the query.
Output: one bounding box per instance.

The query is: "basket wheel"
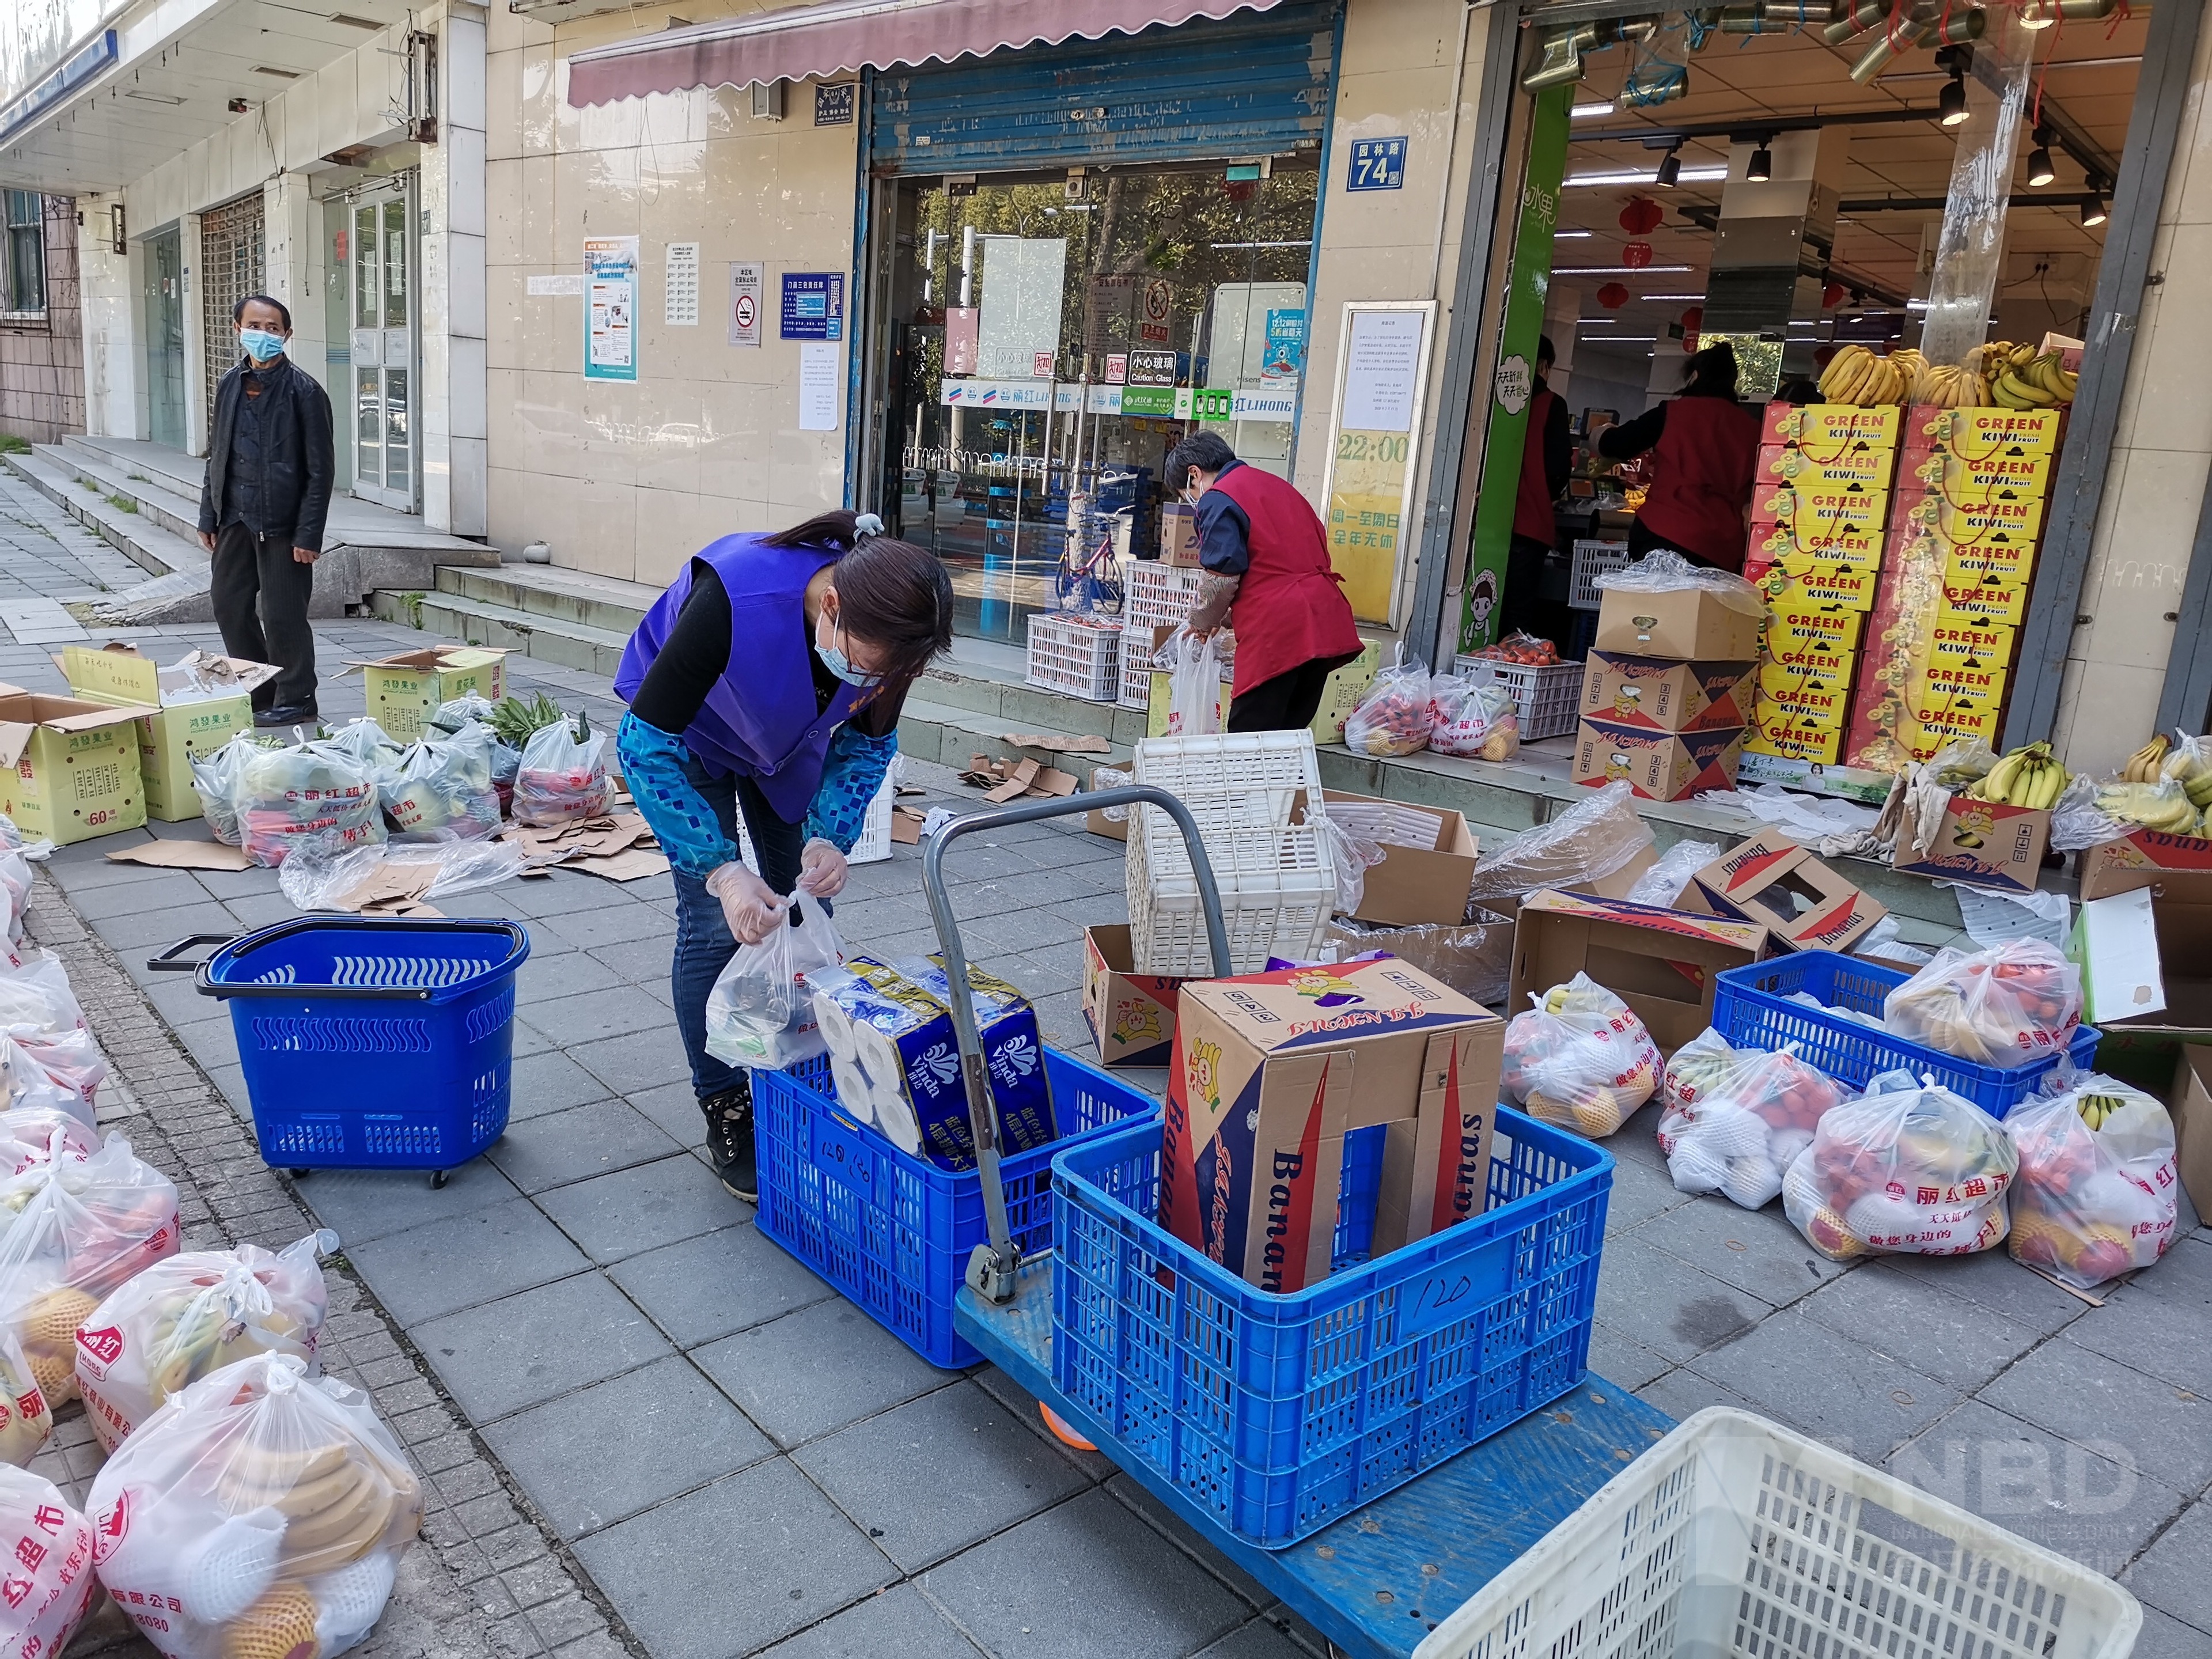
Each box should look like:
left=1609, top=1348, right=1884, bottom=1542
left=1039, top=1403, right=1096, bottom=1452
left=287, top=1168, right=312, bottom=1180
left=431, top=1169, right=450, bottom=1190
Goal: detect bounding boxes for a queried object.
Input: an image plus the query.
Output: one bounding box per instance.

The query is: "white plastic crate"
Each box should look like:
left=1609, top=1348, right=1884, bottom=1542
left=1569, top=538, right=1631, bottom=610
left=1457, top=654, right=1585, bottom=741
left=1025, top=611, right=1122, bottom=702
left=1414, top=1407, right=2142, bottom=1659
left=1119, top=622, right=1161, bottom=709
left=1123, top=560, right=1207, bottom=632
left=1127, top=732, right=1336, bottom=975
left=735, top=771, right=895, bottom=868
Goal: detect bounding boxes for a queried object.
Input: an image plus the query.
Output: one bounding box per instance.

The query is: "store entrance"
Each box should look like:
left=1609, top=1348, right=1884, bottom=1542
left=877, top=161, right=1317, bottom=645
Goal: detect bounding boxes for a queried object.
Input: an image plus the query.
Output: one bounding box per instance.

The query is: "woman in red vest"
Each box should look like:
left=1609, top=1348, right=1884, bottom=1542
left=1592, top=342, right=1762, bottom=573
left=1499, top=334, right=1574, bottom=645
left=1168, top=431, right=1365, bottom=732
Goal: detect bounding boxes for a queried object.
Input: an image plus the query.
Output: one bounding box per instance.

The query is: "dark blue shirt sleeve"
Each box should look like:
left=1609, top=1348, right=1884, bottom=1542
left=1195, top=490, right=1251, bottom=575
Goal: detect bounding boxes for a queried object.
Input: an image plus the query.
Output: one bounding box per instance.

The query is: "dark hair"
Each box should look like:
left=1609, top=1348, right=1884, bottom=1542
left=1537, top=334, right=1556, bottom=368
left=1164, top=431, right=1237, bottom=483
left=233, top=293, right=292, bottom=330
left=1777, top=376, right=1823, bottom=404
left=764, top=510, right=952, bottom=687
left=1680, top=342, right=1739, bottom=399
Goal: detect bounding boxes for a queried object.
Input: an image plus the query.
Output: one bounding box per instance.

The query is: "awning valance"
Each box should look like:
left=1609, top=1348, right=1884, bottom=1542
left=565, top=0, right=1287, bottom=108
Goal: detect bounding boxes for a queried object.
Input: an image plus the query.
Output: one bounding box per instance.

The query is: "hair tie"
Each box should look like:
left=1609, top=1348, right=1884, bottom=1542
left=853, top=512, right=885, bottom=540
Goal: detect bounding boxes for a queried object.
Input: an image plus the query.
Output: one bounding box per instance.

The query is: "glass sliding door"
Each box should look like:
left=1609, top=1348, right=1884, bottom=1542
left=347, top=186, right=416, bottom=509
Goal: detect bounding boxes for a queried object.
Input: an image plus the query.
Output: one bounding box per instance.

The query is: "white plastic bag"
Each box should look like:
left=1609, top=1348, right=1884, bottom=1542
left=426, top=696, right=519, bottom=787
left=89, top=1353, right=422, bottom=1659
left=1429, top=666, right=1520, bottom=761
left=1159, top=628, right=1226, bottom=738
left=2005, top=1074, right=2177, bottom=1289
left=1343, top=645, right=1435, bottom=757
left=1883, top=938, right=2082, bottom=1069
left=0, top=1132, right=182, bottom=1406
left=0, top=957, right=86, bottom=1037
left=77, top=1231, right=336, bottom=1453
left=278, top=838, right=525, bottom=914
left=1595, top=547, right=1766, bottom=618
left=513, top=721, right=612, bottom=827
left=190, top=737, right=264, bottom=849
left=1305, top=808, right=1387, bottom=916
left=704, top=899, right=842, bottom=1069
left=235, top=738, right=387, bottom=869
left=0, top=1107, right=99, bottom=1175
left=374, top=725, right=501, bottom=842
left=0, top=1326, right=54, bottom=1467
left=1465, top=781, right=1657, bottom=912
left=1623, top=840, right=1719, bottom=908
left=1657, top=1029, right=1847, bottom=1208
left=1500, top=972, right=1661, bottom=1138
left=0, top=1464, right=98, bottom=1654
left=0, top=1034, right=97, bottom=1127
left=1781, top=1071, right=2016, bottom=1260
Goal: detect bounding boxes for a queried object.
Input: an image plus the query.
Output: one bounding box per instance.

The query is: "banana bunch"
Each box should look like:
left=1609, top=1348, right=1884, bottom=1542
left=1964, top=340, right=2016, bottom=377
left=1891, top=347, right=1926, bottom=397
left=2075, top=1090, right=2131, bottom=1130
left=1911, top=361, right=1991, bottom=409
left=2122, top=734, right=2171, bottom=783
left=2093, top=781, right=2205, bottom=835
left=2158, top=738, right=2212, bottom=809
left=1967, top=741, right=2069, bottom=809
left=1816, top=344, right=1908, bottom=407
left=1989, top=342, right=2078, bottom=410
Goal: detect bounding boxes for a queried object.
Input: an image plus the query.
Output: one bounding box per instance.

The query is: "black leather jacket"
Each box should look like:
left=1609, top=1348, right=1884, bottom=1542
left=198, top=354, right=336, bottom=550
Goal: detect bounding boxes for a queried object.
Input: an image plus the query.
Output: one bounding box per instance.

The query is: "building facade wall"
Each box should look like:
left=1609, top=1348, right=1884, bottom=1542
left=0, top=195, right=86, bottom=445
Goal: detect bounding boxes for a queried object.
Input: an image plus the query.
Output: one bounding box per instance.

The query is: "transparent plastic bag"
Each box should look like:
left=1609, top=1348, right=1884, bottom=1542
left=1622, top=839, right=1718, bottom=908
left=427, top=696, right=520, bottom=787
left=89, top=1352, right=422, bottom=1659
left=1306, top=808, right=1387, bottom=916
left=234, top=740, right=387, bottom=869
left=0, top=847, right=29, bottom=946
left=0, top=1106, right=100, bottom=1175
left=704, top=899, right=842, bottom=1069
left=0, top=1464, right=97, bottom=1652
left=1429, top=667, right=1520, bottom=760
left=0, top=1132, right=181, bottom=1406
left=1465, top=780, right=1657, bottom=914
left=190, top=736, right=266, bottom=849
left=0, top=956, right=86, bottom=1037
left=1321, top=913, right=1516, bottom=1007
left=1160, top=628, right=1226, bottom=738
left=1343, top=645, right=1435, bottom=757
left=277, top=838, right=525, bottom=914
left=1657, top=1029, right=1847, bottom=1208
left=1500, top=972, right=1661, bottom=1138
left=0, top=1327, right=54, bottom=1466
left=513, top=722, right=612, bottom=827
left=1883, top=938, right=2082, bottom=1069
left=2047, top=775, right=2128, bottom=854
left=1091, top=766, right=1131, bottom=825
left=78, top=1231, right=336, bottom=1453
left=375, top=725, right=501, bottom=843
left=1595, top=548, right=1766, bottom=617
left=1782, top=1071, right=2016, bottom=1260
left=2005, top=1074, right=2177, bottom=1289
left=2, top=1032, right=100, bottom=1127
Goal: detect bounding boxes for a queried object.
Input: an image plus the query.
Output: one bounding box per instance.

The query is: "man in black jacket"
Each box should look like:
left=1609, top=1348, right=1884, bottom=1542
left=198, top=294, right=336, bottom=726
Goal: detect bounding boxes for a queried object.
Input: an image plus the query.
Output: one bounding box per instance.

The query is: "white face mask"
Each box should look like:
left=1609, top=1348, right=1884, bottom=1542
left=815, top=604, right=881, bottom=688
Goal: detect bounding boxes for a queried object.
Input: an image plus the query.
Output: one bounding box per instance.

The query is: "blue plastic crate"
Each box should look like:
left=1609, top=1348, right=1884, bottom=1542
left=753, top=1048, right=1161, bottom=1369
left=1050, top=1108, right=1613, bottom=1550
left=1710, top=950, right=2099, bottom=1120
left=198, top=917, right=529, bottom=1173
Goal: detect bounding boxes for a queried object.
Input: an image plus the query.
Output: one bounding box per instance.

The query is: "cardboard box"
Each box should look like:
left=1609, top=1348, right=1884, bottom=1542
left=2070, top=888, right=2166, bottom=1027
left=1762, top=402, right=1903, bottom=450
left=1752, top=678, right=1851, bottom=731
left=350, top=647, right=508, bottom=742
left=1751, top=522, right=1884, bottom=568
left=2169, top=1046, right=2212, bottom=1216
left=1936, top=572, right=2033, bottom=629
left=1757, top=442, right=1896, bottom=492
left=1755, top=657, right=1855, bottom=706
left=1892, top=790, right=2050, bottom=895
left=1764, top=604, right=1865, bottom=657
left=1733, top=750, right=1896, bottom=805
left=1745, top=553, right=1880, bottom=613
left=1887, top=517, right=2039, bottom=591
left=1161, top=960, right=1502, bottom=1289
left=2077, top=835, right=2212, bottom=897
left=0, top=684, right=156, bottom=846
left=1508, top=888, right=1770, bottom=1055
left=1593, top=586, right=1763, bottom=661
left=59, top=645, right=276, bottom=822
left=1310, top=641, right=1380, bottom=744
left=1897, top=491, right=2046, bottom=546
left=1319, top=790, right=1480, bottom=926
left=1908, top=405, right=2063, bottom=459
left=1160, top=503, right=1203, bottom=567
left=1751, top=482, right=1889, bottom=537
left=1082, top=924, right=1191, bottom=1067
left=1571, top=718, right=1744, bottom=802
left=1745, top=711, right=1846, bottom=766
left=1683, top=831, right=1887, bottom=952
left=2075, top=868, right=2212, bottom=1048
left=1577, top=653, right=1753, bottom=734
left=1899, top=444, right=2058, bottom=498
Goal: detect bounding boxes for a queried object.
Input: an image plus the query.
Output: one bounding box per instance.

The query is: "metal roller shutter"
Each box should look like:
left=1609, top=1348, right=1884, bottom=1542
left=868, top=2, right=1339, bottom=175
left=199, top=192, right=266, bottom=432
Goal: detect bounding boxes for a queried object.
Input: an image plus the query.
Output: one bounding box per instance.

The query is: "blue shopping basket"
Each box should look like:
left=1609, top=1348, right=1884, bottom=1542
left=153, top=916, right=530, bottom=1185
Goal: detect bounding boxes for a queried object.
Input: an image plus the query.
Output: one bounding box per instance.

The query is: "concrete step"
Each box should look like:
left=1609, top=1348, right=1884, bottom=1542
left=5, top=448, right=204, bottom=581
left=41, top=441, right=203, bottom=544
left=437, top=563, right=656, bottom=637
left=369, top=588, right=633, bottom=677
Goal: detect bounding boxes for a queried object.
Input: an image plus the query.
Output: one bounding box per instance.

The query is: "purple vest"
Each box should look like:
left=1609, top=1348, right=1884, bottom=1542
left=615, top=533, right=868, bottom=823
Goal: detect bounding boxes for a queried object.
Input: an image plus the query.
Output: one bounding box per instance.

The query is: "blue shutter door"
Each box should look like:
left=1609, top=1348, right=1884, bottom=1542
left=868, top=3, right=1339, bottom=175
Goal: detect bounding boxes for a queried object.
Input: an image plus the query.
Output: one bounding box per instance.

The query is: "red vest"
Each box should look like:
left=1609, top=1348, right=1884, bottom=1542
left=1513, top=384, right=1562, bottom=544
left=1635, top=395, right=1762, bottom=572
left=1207, top=464, right=1365, bottom=694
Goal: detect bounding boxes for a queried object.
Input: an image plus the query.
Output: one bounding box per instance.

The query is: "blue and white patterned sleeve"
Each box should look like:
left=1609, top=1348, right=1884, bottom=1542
left=806, top=722, right=898, bottom=854
left=616, top=711, right=737, bottom=880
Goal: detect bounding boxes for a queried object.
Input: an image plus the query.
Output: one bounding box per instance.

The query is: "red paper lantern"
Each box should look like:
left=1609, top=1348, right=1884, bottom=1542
left=1680, top=305, right=1703, bottom=353
left=1821, top=281, right=1846, bottom=310
left=1597, top=282, right=1630, bottom=309
left=1619, top=197, right=1664, bottom=236
left=1814, top=343, right=1839, bottom=369
left=1622, top=242, right=1654, bottom=268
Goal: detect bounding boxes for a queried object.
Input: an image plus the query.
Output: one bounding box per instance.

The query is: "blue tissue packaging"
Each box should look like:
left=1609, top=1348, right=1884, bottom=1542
left=893, top=954, right=1058, bottom=1156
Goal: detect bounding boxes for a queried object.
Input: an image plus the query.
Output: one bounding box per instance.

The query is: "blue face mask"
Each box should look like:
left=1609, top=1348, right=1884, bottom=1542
left=239, top=329, right=286, bottom=363
left=815, top=608, right=881, bottom=687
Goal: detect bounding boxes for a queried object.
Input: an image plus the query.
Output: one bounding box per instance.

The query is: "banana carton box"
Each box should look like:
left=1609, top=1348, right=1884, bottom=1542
left=1681, top=830, right=1887, bottom=953
left=1896, top=490, right=2046, bottom=545
left=1577, top=652, right=1755, bottom=734
left=1893, top=790, right=2051, bottom=895
left=1937, top=571, right=2033, bottom=630
left=1746, top=707, right=1846, bottom=765
left=1897, top=445, right=2058, bottom=502
left=1750, top=482, right=1889, bottom=536
left=1082, top=924, right=1192, bottom=1069
left=1908, top=406, right=2063, bottom=460
left=1763, top=604, right=1866, bottom=657
left=1751, top=521, right=1884, bottom=569
left=1753, top=675, right=1852, bottom=730
left=1571, top=718, right=1745, bottom=802
left=1763, top=402, right=1903, bottom=452
left=1758, top=443, right=1897, bottom=493
left=1746, top=552, right=1880, bottom=613
left=1756, top=650, right=1855, bottom=694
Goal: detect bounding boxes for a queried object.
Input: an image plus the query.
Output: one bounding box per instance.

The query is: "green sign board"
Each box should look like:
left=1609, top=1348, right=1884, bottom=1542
left=1119, top=385, right=1177, bottom=416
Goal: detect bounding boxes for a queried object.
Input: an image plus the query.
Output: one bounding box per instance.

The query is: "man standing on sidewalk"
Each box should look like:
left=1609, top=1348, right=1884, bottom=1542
left=197, top=294, right=335, bottom=728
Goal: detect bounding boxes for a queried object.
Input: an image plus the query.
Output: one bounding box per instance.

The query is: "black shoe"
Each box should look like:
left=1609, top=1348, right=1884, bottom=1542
left=701, top=1077, right=757, bottom=1202
left=254, top=704, right=319, bottom=729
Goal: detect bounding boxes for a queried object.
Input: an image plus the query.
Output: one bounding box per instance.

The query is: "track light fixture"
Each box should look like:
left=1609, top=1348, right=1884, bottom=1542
left=1935, top=44, right=1972, bottom=128
left=2082, top=177, right=2109, bottom=228
left=1655, top=142, right=1683, bottom=188
left=2027, top=125, right=2056, bottom=188
left=1745, top=139, right=1772, bottom=183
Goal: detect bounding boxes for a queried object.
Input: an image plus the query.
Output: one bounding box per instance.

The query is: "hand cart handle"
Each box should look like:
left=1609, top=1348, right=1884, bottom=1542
left=921, top=785, right=1230, bottom=1304
left=147, top=934, right=237, bottom=972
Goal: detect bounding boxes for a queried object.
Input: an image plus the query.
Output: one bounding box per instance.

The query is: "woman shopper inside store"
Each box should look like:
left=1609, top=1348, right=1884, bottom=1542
left=1168, top=431, right=1365, bottom=732
left=615, top=511, right=953, bottom=1201
left=1589, top=341, right=1762, bottom=573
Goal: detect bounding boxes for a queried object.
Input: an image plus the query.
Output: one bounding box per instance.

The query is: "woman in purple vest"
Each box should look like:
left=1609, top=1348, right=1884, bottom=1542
left=614, top=511, right=952, bottom=1200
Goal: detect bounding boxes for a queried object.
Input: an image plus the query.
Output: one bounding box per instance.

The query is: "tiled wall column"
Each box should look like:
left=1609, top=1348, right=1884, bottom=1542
left=181, top=211, right=209, bottom=457
left=75, top=194, right=135, bottom=440
left=422, top=0, right=491, bottom=536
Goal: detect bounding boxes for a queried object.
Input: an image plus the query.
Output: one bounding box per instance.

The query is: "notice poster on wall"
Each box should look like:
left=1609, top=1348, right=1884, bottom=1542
left=584, top=235, right=639, bottom=382
left=1322, top=301, right=1434, bottom=626
left=728, top=261, right=762, bottom=346
left=798, top=341, right=840, bottom=431
left=664, top=243, right=699, bottom=327
left=976, top=236, right=1066, bottom=379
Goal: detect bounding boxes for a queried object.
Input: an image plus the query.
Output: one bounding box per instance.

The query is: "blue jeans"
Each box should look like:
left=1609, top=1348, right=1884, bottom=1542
left=670, top=754, right=824, bottom=1102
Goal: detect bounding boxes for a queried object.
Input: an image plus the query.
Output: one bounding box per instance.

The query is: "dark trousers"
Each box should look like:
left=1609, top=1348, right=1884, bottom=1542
left=210, top=522, right=319, bottom=713
left=669, top=752, right=822, bottom=1101
left=1498, top=532, right=1575, bottom=652
left=1227, top=652, right=1361, bottom=734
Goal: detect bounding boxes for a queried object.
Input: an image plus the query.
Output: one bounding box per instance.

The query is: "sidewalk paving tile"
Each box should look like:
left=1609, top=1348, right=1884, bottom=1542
left=692, top=1298, right=955, bottom=1449
left=754, top=1584, right=984, bottom=1659
left=626, top=1078, right=709, bottom=1149
left=1873, top=1245, right=2092, bottom=1335
left=517, top=984, right=676, bottom=1046
left=571, top=1027, right=696, bottom=1096
left=346, top=1196, right=592, bottom=1324
left=793, top=1381, right=1093, bottom=1573
left=487, top=1099, right=683, bottom=1193
left=1192, top=1620, right=1319, bottom=1659
left=1976, top=1338, right=2212, bottom=1495
left=297, top=1156, right=524, bottom=1246
left=93, top=899, right=241, bottom=951
left=571, top=1458, right=895, bottom=1659
left=2133, top=1606, right=2212, bottom=1659
left=516, top=948, right=620, bottom=1003
left=1688, top=1308, right=1958, bottom=1461
left=609, top=1222, right=836, bottom=1348
left=511, top=1049, right=622, bottom=1119
left=1634, top=1196, right=1849, bottom=1308
left=1791, top=1262, right=2042, bottom=1394
left=412, top=1268, right=672, bottom=1421
left=535, top=1151, right=746, bottom=1261
left=1590, top=1235, right=1771, bottom=1365
left=484, top=1353, right=774, bottom=1539
left=2061, top=1236, right=2212, bottom=1393
left=538, top=903, right=672, bottom=950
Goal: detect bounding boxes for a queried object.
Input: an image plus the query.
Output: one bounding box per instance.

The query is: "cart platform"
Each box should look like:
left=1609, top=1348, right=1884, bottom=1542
left=955, top=1264, right=1676, bottom=1659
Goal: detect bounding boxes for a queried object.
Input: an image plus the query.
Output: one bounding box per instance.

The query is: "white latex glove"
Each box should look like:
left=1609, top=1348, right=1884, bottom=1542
left=704, top=861, right=786, bottom=945
left=797, top=837, right=849, bottom=899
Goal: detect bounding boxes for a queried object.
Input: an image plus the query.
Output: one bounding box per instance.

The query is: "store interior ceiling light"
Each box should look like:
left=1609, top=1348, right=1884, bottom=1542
left=1557, top=264, right=1692, bottom=275
left=1209, top=240, right=1312, bottom=249
left=2082, top=193, right=2108, bottom=226
left=1746, top=143, right=1773, bottom=183
left=1938, top=74, right=1969, bottom=128
left=1580, top=335, right=1658, bottom=342
left=2027, top=125, right=2057, bottom=185
left=1554, top=229, right=1593, bottom=238
left=1655, top=144, right=1683, bottom=188
left=1640, top=293, right=1703, bottom=301
left=1572, top=101, right=1615, bottom=118
left=1567, top=166, right=1727, bottom=187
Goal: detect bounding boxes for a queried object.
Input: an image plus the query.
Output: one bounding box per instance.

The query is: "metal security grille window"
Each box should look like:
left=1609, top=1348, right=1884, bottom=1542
left=2, top=191, right=46, bottom=316
left=199, top=192, right=266, bottom=430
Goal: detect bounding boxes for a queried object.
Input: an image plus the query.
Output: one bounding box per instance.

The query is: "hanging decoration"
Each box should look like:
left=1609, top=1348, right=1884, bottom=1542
left=1821, top=281, right=1847, bottom=309
left=1619, top=198, right=1664, bottom=236
left=1681, top=306, right=1703, bottom=352
left=1598, top=283, right=1631, bottom=309
left=1622, top=243, right=1656, bottom=268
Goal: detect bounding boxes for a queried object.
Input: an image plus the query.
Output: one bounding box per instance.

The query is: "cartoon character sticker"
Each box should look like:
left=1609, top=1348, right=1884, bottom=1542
left=1185, top=1037, right=1223, bottom=1119
left=1112, top=998, right=1165, bottom=1048
left=1285, top=968, right=1363, bottom=1008
left=1604, top=749, right=1634, bottom=783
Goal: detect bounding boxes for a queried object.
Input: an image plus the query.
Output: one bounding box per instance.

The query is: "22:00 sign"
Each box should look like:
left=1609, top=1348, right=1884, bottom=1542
left=1336, top=431, right=1408, bottom=464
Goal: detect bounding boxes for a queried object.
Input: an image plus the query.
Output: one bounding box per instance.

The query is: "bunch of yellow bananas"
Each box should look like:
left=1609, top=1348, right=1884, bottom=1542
left=2076, top=1090, right=2129, bottom=1130
left=1968, top=741, right=2068, bottom=809
left=1908, top=361, right=1991, bottom=408
left=2122, top=734, right=2171, bottom=782
left=1989, top=343, right=2077, bottom=410
left=1816, top=344, right=1907, bottom=406
left=2093, top=781, right=2205, bottom=836
left=2158, top=738, right=2212, bottom=809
